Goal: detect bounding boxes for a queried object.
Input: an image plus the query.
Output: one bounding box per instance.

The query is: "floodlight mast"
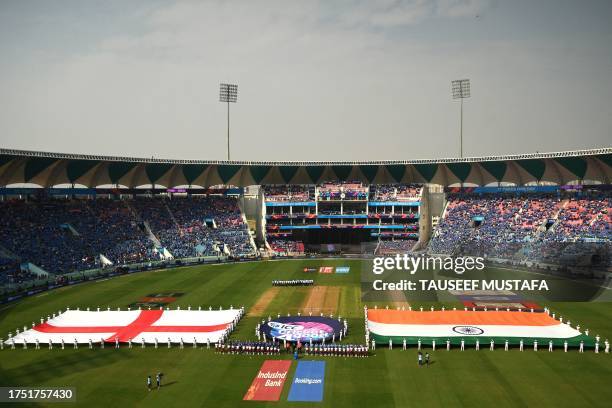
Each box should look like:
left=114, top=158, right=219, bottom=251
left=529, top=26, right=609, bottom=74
left=219, top=83, right=238, bottom=160
left=451, top=79, right=470, bottom=158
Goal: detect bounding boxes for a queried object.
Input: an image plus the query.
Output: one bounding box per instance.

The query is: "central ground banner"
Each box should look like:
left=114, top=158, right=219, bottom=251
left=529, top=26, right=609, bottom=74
left=261, top=316, right=343, bottom=343
left=367, top=309, right=593, bottom=346
left=243, top=360, right=291, bottom=401
left=6, top=309, right=239, bottom=344
left=287, top=361, right=326, bottom=402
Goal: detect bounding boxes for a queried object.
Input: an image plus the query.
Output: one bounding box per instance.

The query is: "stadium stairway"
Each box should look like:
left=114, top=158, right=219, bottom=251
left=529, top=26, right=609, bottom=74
left=125, top=200, right=162, bottom=248
left=142, top=221, right=162, bottom=248
left=544, top=199, right=569, bottom=236
left=64, top=223, right=80, bottom=237
left=25, top=262, right=51, bottom=278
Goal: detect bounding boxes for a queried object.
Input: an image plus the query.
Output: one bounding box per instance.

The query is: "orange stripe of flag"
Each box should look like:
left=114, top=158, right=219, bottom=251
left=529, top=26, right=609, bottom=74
left=367, top=309, right=559, bottom=326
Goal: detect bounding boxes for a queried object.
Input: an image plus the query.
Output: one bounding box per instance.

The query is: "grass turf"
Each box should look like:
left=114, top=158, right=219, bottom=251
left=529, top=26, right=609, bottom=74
left=0, top=259, right=611, bottom=407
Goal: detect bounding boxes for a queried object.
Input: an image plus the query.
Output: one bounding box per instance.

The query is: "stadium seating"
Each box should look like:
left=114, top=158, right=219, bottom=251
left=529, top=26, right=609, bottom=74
left=262, top=183, right=423, bottom=256
left=262, top=185, right=314, bottom=202
left=369, top=184, right=422, bottom=201
left=375, top=239, right=415, bottom=255
left=428, top=192, right=611, bottom=266
left=267, top=238, right=305, bottom=255
left=0, top=199, right=154, bottom=274
left=131, top=196, right=254, bottom=258
left=318, top=181, right=368, bottom=200
left=0, top=196, right=255, bottom=277
left=4, top=186, right=606, bottom=280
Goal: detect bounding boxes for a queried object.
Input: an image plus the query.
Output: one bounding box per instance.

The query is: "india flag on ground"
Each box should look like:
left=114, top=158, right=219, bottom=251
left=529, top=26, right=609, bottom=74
left=5, top=309, right=240, bottom=344
left=367, top=309, right=594, bottom=347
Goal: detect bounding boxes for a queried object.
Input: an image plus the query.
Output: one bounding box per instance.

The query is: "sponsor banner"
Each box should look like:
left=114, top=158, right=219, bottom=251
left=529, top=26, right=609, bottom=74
left=129, top=292, right=184, bottom=309
left=287, top=361, right=326, bottom=402
left=303, top=267, right=317, bottom=273
left=6, top=309, right=239, bottom=344
left=243, top=360, right=292, bottom=401
left=335, top=266, right=350, bottom=274
left=367, top=309, right=588, bottom=343
left=261, top=316, right=343, bottom=343
left=318, top=267, right=333, bottom=274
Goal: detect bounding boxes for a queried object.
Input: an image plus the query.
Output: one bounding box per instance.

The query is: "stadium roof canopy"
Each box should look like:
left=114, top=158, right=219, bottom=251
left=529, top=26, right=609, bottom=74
left=0, top=147, right=610, bottom=188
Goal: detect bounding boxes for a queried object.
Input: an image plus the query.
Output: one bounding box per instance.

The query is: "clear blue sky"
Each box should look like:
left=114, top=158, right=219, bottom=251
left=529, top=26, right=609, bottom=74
left=0, top=0, right=610, bottom=161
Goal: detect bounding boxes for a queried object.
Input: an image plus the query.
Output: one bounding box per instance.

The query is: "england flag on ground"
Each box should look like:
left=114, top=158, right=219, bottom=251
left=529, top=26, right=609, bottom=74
left=6, top=309, right=240, bottom=344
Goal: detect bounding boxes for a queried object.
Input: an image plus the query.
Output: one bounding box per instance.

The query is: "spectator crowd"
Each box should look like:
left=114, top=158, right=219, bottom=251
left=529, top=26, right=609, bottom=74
left=428, top=192, right=611, bottom=266
left=0, top=196, right=255, bottom=281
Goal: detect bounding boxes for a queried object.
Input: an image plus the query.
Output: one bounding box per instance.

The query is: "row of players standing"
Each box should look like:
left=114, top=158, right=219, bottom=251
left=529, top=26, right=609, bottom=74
left=216, top=341, right=281, bottom=354
left=272, top=280, right=313, bottom=286
left=304, top=343, right=368, bottom=357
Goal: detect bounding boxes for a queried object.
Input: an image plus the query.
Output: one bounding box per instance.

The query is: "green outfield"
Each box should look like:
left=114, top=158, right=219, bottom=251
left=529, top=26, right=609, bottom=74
left=0, top=259, right=611, bottom=407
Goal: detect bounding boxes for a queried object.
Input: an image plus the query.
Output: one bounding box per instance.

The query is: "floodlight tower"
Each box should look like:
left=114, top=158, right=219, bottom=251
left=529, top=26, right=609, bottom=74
left=451, top=79, right=470, bottom=158
left=219, top=83, right=238, bottom=160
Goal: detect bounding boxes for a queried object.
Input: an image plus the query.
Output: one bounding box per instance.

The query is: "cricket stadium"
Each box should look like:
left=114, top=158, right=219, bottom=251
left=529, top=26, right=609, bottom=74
left=1, top=1, right=611, bottom=407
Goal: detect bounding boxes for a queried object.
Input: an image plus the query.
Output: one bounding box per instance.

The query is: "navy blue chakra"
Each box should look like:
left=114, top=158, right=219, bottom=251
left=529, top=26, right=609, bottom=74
left=452, top=326, right=484, bottom=335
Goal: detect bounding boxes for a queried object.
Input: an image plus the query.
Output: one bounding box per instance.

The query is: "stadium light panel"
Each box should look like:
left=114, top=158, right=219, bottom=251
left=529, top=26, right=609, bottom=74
left=452, top=79, right=470, bottom=159
left=220, top=83, right=238, bottom=103
left=219, top=83, right=238, bottom=161
left=452, top=79, right=470, bottom=99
